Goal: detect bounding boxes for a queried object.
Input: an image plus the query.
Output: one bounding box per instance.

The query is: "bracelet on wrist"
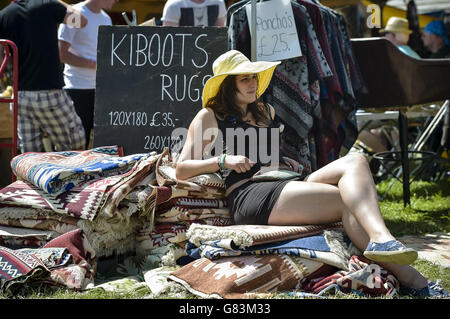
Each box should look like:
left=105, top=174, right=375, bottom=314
left=219, top=153, right=227, bottom=171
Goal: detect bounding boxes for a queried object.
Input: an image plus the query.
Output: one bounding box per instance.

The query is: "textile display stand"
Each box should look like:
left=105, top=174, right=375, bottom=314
left=229, top=0, right=365, bottom=175
left=250, top=0, right=257, bottom=61
left=352, top=37, right=450, bottom=206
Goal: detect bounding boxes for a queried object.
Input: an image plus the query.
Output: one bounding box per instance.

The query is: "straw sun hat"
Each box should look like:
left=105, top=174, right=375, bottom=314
left=380, top=17, right=412, bottom=35
left=202, top=50, right=280, bottom=107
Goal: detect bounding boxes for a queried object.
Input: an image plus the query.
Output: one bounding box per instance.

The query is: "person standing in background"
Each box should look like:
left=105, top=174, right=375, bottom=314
left=356, top=17, right=418, bottom=162
left=0, top=0, right=87, bottom=153
left=161, top=0, right=226, bottom=27
left=421, top=20, right=450, bottom=58
left=58, top=0, right=117, bottom=149
left=380, top=17, right=421, bottom=59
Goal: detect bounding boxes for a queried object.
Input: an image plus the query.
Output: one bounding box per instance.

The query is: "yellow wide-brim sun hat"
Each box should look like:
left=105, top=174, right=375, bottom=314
left=202, top=50, right=281, bottom=108
left=380, top=17, right=412, bottom=35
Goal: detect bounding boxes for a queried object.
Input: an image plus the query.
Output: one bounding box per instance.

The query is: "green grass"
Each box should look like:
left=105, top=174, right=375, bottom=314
left=374, top=178, right=450, bottom=298
left=1, top=178, right=449, bottom=299
left=377, top=179, right=450, bottom=237
left=0, top=286, right=152, bottom=300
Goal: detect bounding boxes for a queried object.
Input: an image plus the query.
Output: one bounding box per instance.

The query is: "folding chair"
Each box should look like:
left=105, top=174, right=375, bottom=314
left=410, top=100, right=450, bottom=181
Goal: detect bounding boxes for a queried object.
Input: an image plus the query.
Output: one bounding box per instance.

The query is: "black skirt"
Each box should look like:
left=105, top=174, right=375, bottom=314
left=227, top=178, right=303, bottom=225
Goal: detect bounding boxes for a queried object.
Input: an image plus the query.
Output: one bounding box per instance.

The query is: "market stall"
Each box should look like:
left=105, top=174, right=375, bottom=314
left=0, top=0, right=448, bottom=299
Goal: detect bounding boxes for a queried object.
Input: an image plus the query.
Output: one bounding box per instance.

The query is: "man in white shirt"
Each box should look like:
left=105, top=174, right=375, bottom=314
left=162, top=0, right=226, bottom=27
left=58, top=0, right=117, bottom=149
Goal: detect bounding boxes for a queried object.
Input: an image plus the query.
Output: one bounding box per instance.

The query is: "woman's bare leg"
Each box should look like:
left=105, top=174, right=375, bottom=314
left=268, top=178, right=390, bottom=251
left=269, top=154, right=394, bottom=243
left=268, top=154, right=427, bottom=288
left=342, top=207, right=427, bottom=289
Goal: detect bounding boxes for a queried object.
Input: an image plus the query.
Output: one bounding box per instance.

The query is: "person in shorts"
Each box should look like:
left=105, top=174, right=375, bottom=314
left=0, top=0, right=87, bottom=152
left=58, top=0, right=118, bottom=149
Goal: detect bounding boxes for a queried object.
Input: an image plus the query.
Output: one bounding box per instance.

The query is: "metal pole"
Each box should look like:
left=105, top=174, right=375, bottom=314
left=413, top=100, right=449, bottom=151
left=398, top=111, right=410, bottom=206
left=251, top=0, right=257, bottom=61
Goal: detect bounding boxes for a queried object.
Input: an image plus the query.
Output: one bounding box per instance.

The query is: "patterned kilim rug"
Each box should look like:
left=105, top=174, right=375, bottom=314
left=10, top=146, right=150, bottom=195
left=399, top=232, right=450, bottom=268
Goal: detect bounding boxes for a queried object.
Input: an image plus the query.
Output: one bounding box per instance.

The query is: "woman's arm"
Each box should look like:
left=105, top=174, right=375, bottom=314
left=175, top=108, right=220, bottom=180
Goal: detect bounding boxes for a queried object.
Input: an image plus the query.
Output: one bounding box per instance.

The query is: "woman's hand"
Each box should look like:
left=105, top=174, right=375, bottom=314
left=282, top=156, right=303, bottom=174
left=224, top=155, right=256, bottom=173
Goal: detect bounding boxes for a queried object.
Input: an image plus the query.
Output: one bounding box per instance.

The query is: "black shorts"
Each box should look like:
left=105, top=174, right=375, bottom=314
left=227, top=178, right=302, bottom=225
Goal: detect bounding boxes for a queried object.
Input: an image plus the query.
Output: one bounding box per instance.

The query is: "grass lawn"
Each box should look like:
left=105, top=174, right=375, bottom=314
left=377, top=179, right=450, bottom=237
left=1, top=178, right=449, bottom=300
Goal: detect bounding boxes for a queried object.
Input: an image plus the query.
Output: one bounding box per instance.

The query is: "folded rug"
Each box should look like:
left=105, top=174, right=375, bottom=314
left=168, top=254, right=325, bottom=299
left=136, top=224, right=189, bottom=251
left=42, top=229, right=97, bottom=290
left=183, top=217, right=234, bottom=227
left=0, top=179, right=110, bottom=220
left=87, top=276, right=148, bottom=293
left=124, top=185, right=154, bottom=219
left=0, top=206, right=139, bottom=258
left=186, top=229, right=358, bottom=270
left=0, top=245, right=50, bottom=295
left=301, top=255, right=399, bottom=298
left=0, top=229, right=98, bottom=294
left=133, top=185, right=227, bottom=224
left=0, top=218, right=78, bottom=236
left=156, top=197, right=228, bottom=212
left=17, top=247, right=73, bottom=275
left=0, top=225, right=57, bottom=248
left=156, top=208, right=231, bottom=224
left=0, top=206, right=79, bottom=235
left=186, top=222, right=343, bottom=249
left=77, top=213, right=140, bottom=257
left=156, top=149, right=225, bottom=198
left=1, top=154, right=159, bottom=221
left=99, top=154, right=160, bottom=220
left=10, top=146, right=151, bottom=195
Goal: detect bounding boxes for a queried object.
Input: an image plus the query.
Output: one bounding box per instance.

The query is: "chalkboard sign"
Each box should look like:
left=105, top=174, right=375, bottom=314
left=93, top=26, right=228, bottom=155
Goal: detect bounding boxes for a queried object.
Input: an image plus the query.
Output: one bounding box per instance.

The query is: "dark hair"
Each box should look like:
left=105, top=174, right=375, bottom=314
left=205, top=74, right=271, bottom=126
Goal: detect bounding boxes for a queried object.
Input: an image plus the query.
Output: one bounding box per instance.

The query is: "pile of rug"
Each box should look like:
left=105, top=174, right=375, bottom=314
left=166, top=222, right=401, bottom=298
left=0, top=147, right=406, bottom=298
left=0, top=147, right=237, bottom=294
left=0, top=146, right=160, bottom=257
left=0, top=229, right=96, bottom=295
left=135, top=150, right=234, bottom=265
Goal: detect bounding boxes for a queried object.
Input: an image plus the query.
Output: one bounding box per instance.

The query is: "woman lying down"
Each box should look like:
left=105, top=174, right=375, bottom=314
left=175, top=50, right=449, bottom=298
